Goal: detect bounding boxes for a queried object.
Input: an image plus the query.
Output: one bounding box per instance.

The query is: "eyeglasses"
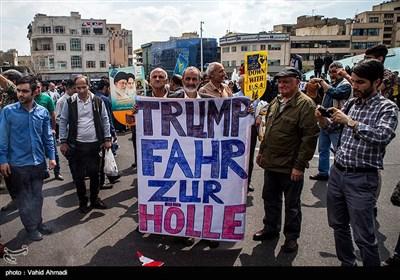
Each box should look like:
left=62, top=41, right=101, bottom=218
left=151, top=75, right=165, bottom=79
left=16, top=89, right=31, bottom=93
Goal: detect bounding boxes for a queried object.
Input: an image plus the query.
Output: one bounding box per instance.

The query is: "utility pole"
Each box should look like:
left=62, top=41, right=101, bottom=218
left=200, top=21, right=204, bottom=75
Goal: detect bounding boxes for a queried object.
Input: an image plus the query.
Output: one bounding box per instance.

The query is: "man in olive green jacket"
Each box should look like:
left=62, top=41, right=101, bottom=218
left=253, top=67, right=319, bottom=253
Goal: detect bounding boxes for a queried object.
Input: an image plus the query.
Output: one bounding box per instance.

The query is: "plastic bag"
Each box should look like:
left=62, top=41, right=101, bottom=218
left=104, top=149, right=119, bottom=177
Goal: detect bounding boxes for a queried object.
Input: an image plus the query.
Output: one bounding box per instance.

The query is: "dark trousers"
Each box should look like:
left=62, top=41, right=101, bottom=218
left=131, top=125, right=137, bottom=165
left=11, top=162, right=46, bottom=233
left=68, top=142, right=101, bottom=204
left=261, top=170, right=304, bottom=241
left=4, top=175, right=17, bottom=199
left=248, top=125, right=258, bottom=186
left=327, top=166, right=380, bottom=266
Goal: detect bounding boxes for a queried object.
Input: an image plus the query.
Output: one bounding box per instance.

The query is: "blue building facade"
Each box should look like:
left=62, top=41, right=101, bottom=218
left=149, top=37, right=219, bottom=76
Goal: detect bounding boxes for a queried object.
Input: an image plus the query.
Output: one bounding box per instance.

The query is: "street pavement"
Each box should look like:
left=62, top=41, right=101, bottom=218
left=0, top=125, right=399, bottom=271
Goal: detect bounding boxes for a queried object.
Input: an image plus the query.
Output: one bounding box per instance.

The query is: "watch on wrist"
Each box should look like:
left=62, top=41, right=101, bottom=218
left=347, top=117, right=357, bottom=129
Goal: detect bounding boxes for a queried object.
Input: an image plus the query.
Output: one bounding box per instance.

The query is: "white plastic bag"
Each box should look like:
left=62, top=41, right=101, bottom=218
left=104, top=149, right=119, bottom=177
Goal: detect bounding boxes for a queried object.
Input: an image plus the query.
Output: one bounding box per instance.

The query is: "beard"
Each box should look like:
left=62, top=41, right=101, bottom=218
left=183, top=85, right=197, bottom=94
left=354, top=85, right=375, bottom=99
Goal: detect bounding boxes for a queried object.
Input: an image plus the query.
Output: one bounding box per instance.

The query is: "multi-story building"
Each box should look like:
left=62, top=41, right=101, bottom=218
left=147, top=32, right=219, bottom=77
left=27, top=11, right=132, bottom=82
left=351, top=0, right=400, bottom=51
left=219, top=32, right=290, bottom=76
left=220, top=0, right=400, bottom=75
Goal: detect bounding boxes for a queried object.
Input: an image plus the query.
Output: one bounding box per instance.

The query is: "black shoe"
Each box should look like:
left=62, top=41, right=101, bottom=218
left=108, top=173, right=121, bottom=184
left=205, top=240, right=220, bottom=248
left=282, top=239, right=298, bottom=253
left=79, top=199, right=89, bottom=213
left=54, top=173, right=64, bottom=181
left=100, top=183, right=113, bottom=189
left=38, top=224, right=52, bottom=235
left=182, top=237, right=195, bottom=246
left=309, top=174, right=329, bottom=181
left=28, top=230, right=43, bottom=241
left=247, top=184, right=254, bottom=192
left=1, top=199, right=17, bottom=211
left=374, top=207, right=378, bottom=217
left=91, top=198, right=107, bottom=209
left=382, top=255, right=400, bottom=267
left=253, top=229, right=280, bottom=241
left=131, top=163, right=137, bottom=168
left=44, top=171, right=50, bottom=179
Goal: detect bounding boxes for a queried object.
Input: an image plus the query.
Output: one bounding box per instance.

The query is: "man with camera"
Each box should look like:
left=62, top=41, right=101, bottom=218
left=309, top=61, right=353, bottom=181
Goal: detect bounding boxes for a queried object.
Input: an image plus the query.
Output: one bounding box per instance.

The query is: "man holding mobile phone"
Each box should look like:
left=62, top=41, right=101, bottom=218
left=309, top=61, right=353, bottom=181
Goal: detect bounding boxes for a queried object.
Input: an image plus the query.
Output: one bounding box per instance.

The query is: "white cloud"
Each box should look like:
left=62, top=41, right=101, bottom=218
left=0, top=0, right=377, bottom=55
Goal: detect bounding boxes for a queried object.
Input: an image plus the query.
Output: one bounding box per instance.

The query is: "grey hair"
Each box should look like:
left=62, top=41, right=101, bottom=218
left=182, top=66, right=201, bottom=79
left=205, top=62, right=222, bottom=76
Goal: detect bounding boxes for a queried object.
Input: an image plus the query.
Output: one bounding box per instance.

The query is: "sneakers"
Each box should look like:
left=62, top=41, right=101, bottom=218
left=309, top=174, right=329, bottom=181
left=38, top=224, right=52, bottom=235
left=1, top=199, right=17, bottom=211
left=27, top=230, right=43, bottom=241
left=91, top=198, right=107, bottom=209
left=282, top=239, right=298, bottom=253
left=382, top=255, right=400, bottom=267
left=54, top=173, right=64, bottom=181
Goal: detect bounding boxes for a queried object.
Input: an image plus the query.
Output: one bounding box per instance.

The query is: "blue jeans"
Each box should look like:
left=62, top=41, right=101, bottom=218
left=327, top=165, right=380, bottom=266
left=317, top=130, right=339, bottom=176
left=11, top=162, right=46, bottom=233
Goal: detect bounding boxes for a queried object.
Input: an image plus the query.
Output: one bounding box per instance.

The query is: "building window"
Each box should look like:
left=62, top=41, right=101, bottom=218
left=39, top=26, right=51, bottom=34
left=100, top=61, right=107, bottom=68
left=71, top=56, right=82, bottom=68
left=56, top=43, right=66, bottom=51
left=384, top=20, right=393, bottom=25
left=70, top=38, right=81, bottom=51
left=70, top=29, right=77, bottom=35
left=369, top=17, right=379, bottom=23
left=252, top=45, right=257, bottom=51
left=57, top=61, right=67, bottom=69
left=240, top=45, right=249, bottom=52
left=42, top=44, right=51, bottom=51
left=85, top=44, right=95, bottom=51
left=53, top=26, right=65, bottom=34
left=222, top=61, right=230, bottom=67
left=93, top=28, right=103, bottom=35
left=99, top=44, right=106, bottom=51
left=82, top=28, right=91, bottom=35
left=231, top=46, right=237, bottom=52
left=260, top=44, right=266, bottom=50
left=384, top=13, right=394, bottom=18
left=86, top=61, right=96, bottom=68
left=231, top=60, right=236, bottom=67
left=268, top=44, right=281, bottom=51
left=268, top=59, right=280, bottom=66
left=352, top=29, right=379, bottom=36
left=222, top=47, right=230, bottom=53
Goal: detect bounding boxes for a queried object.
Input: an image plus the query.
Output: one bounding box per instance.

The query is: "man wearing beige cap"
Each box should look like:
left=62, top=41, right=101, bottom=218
left=253, top=67, right=319, bottom=253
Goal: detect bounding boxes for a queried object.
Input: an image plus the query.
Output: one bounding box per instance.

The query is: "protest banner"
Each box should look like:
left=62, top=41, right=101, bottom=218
left=135, top=96, right=254, bottom=242
left=244, top=51, right=268, bottom=101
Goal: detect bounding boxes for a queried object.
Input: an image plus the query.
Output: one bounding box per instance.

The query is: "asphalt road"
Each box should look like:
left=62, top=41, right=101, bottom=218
left=1, top=125, right=399, bottom=272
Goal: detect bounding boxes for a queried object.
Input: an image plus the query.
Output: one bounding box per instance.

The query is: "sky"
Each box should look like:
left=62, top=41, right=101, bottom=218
left=0, top=0, right=381, bottom=56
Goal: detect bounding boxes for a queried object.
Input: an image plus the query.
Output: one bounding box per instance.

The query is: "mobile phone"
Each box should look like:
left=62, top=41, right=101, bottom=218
left=318, top=107, right=332, bottom=118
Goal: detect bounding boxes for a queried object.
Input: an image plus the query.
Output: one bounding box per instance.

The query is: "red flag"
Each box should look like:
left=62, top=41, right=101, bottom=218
left=137, top=251, right=164, bottom=267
